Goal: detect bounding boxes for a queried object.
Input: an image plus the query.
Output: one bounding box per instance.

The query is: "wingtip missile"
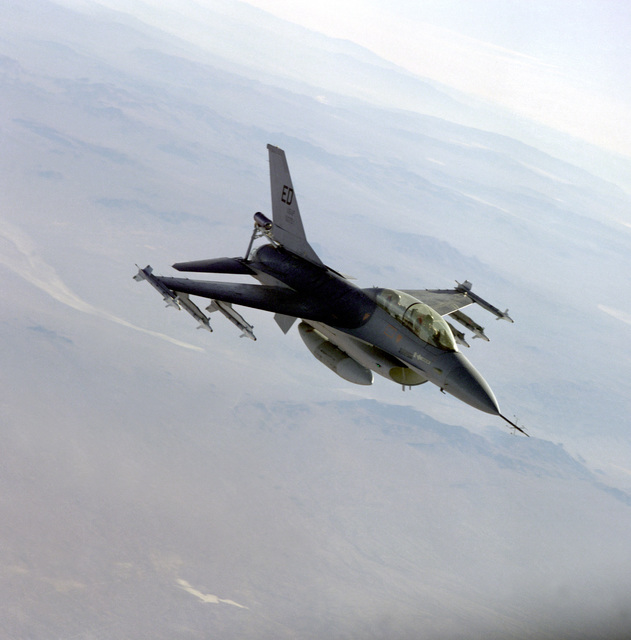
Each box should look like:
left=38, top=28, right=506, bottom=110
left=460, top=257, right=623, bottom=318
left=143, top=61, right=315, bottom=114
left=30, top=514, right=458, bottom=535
left=455, top=280, right=472, bottom=293
left=134, top=264, right=180, bottom=309
left=455, top=280, right=513, bottom=322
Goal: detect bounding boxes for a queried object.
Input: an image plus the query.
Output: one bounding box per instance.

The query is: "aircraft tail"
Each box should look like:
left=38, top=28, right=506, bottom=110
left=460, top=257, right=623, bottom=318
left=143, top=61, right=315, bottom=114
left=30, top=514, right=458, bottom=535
left=267, top=144, right=322, bottom=265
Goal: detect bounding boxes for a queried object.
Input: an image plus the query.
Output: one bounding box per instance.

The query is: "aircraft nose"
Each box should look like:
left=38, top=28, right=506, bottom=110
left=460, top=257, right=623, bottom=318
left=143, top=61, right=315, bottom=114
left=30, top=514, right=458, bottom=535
left=442, top=355, right=500, bottom=415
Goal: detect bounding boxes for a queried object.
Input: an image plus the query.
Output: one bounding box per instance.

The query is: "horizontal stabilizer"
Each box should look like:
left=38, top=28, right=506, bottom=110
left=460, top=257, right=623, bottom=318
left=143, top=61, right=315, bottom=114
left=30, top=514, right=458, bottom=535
left=173, top=257, right=254, bottom=275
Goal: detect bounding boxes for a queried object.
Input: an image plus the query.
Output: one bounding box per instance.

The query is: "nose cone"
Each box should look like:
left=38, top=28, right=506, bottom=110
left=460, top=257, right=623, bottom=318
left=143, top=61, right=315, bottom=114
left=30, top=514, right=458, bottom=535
left=443, top=354, right=500, bottom=415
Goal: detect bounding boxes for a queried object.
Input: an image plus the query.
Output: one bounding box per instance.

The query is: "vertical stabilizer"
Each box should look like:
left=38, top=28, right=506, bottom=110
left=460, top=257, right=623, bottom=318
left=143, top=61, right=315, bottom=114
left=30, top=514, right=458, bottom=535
left=267, top=144, right=322, bottom=264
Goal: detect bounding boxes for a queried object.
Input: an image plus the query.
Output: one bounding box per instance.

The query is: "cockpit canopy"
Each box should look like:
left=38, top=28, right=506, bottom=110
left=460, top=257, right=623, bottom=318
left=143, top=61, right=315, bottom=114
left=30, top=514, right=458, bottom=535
left=374, top=288, right=457, bottom=352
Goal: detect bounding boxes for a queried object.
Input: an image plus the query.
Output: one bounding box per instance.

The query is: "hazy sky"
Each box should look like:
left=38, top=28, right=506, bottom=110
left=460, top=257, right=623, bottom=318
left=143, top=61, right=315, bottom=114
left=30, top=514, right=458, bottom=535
left=77, top=0, right=631, bottom=159
left=3, top=4, right=631, bottom=634
left=241, top=0, right=631, bottom=157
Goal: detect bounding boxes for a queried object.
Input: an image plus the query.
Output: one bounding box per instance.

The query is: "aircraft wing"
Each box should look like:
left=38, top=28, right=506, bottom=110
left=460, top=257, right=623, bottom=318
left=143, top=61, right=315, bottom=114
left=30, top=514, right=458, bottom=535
left=156, top=276, right=332, bottom=322
left=402, top=282, right=513, bottom=344
left=402, top=281, right=512, bottom=322
left=402, top=289, right=473, bottom=315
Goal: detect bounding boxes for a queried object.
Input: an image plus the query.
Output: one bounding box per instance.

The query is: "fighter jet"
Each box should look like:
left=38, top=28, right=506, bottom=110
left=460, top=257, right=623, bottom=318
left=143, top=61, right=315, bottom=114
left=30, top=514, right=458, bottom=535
left=135, top=144, right=527, bottom=435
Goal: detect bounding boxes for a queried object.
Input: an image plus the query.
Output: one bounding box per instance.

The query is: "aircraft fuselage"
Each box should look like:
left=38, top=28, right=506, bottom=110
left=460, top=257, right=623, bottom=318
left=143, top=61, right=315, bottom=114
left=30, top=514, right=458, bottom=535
left=248, top=244, right=500, bottom=415
left=137, top=144, right=527, bottom=435
left=250, top=244, right=374, bottom=328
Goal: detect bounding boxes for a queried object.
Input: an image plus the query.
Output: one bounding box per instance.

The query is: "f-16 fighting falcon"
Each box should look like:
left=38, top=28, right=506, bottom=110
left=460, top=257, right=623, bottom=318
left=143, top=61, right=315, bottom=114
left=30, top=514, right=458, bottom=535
left=135, top=145, right=528, bottom=435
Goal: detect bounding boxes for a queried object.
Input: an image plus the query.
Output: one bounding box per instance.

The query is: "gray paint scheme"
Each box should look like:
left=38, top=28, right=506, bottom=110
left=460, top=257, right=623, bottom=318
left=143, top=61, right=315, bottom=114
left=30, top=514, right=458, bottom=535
left=136, top=146, right=526, bottom=435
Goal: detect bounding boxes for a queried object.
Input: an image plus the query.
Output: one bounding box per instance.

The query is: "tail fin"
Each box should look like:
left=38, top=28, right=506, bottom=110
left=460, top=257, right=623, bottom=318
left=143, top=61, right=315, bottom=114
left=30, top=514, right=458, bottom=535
left=267, top=144, right=322, bottom=265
